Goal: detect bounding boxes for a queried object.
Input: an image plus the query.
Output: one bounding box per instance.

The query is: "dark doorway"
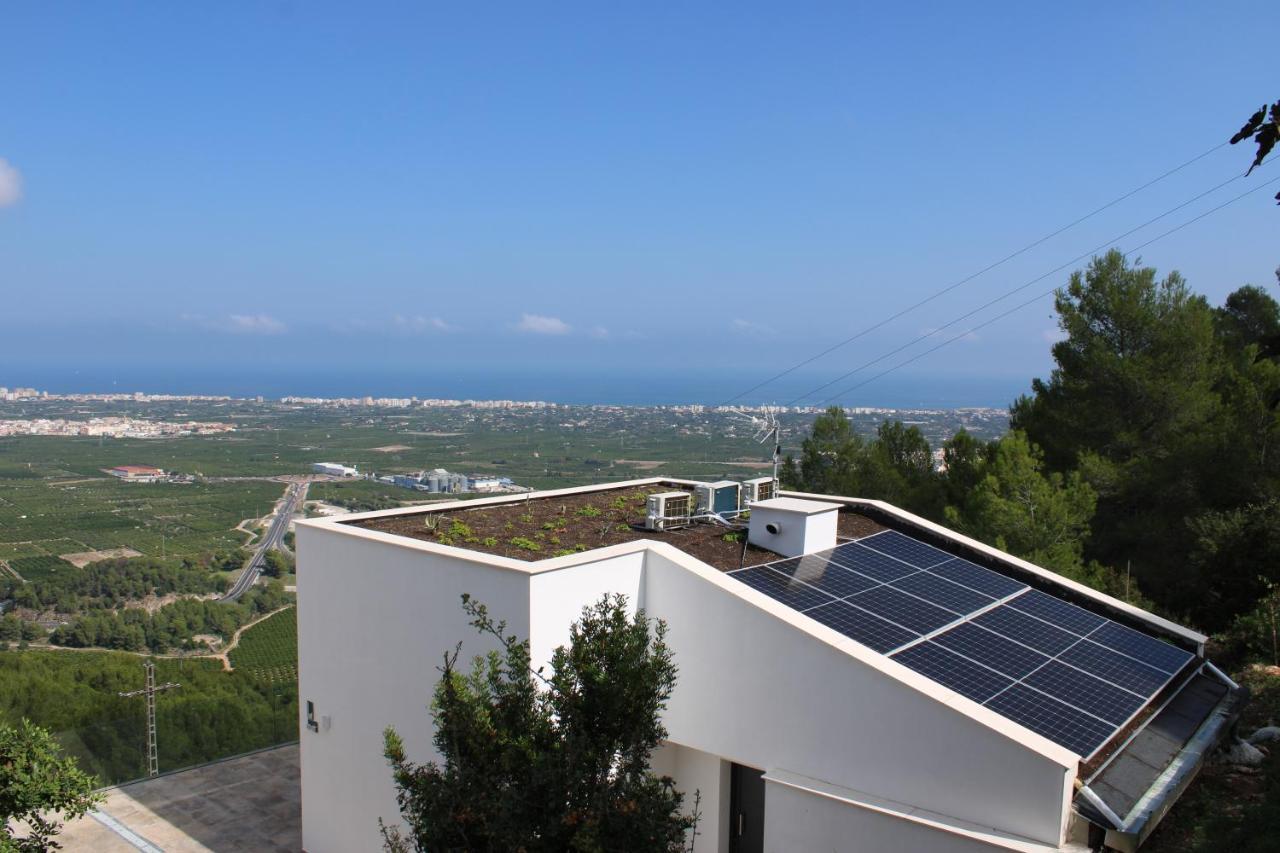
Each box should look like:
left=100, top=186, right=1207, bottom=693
left=729, top=763, right=765, bottom=853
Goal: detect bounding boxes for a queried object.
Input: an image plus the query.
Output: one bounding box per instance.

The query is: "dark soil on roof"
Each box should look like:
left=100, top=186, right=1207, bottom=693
left=349, top=485, right=886, bottom=572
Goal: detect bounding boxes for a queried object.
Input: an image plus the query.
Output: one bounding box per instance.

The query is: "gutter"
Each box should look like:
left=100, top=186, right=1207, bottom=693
left=1075, top=666, right=1248, bottom=852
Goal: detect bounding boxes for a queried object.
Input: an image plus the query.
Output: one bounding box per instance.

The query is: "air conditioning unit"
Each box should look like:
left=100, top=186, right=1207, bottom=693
left=645, top=491, right=692, bottom=531
left=741, top=477, right=775, bottom=506
left=695, top=481, right=741, bottom=516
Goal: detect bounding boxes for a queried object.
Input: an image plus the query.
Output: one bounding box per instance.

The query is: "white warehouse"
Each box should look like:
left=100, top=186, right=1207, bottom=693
left=312, top=462, right=359, bottom=477
left=295, top=478, right=1242, bottom=853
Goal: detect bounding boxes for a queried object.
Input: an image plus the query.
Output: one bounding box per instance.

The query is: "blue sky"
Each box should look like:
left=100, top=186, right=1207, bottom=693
left=2, top=2, right=1277, bottom=405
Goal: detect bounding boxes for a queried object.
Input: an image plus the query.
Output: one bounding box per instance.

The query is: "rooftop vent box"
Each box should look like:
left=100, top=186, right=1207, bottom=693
left=646, top=492, right=692, bottom=531
left=695, top=481, right=741, bottom=516
left=740, top=477, right=775, bottom=506
left=748, top=497, right=841, bottom=557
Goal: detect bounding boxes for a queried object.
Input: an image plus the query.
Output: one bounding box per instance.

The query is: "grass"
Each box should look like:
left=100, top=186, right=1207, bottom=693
left=229, top=607, right=298, bottom=683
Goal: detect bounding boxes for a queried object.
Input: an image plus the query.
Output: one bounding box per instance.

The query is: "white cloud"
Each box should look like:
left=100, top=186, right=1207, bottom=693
left=183, top=313, right=288, bottom=335
left=588, top=326, right=610, bottom=340
left=393, top=314, right=452, bottom=333
left=516, top=313, right=571, bottom=335
left=0, top=159, right=22, bottom=207
left=226, top=314, right=287, bottom=334
left=731, top=318, right=776, bottom=338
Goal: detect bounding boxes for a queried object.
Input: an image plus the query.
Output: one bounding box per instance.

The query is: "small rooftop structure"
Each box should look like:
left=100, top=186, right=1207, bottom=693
left=747, top=496, right=841, bottom=557
left=297, top=478, right=1243, bottom=853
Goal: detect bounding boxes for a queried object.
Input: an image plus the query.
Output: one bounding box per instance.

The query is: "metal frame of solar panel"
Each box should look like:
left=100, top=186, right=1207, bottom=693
left=726, top=525, right=1197, bottom=759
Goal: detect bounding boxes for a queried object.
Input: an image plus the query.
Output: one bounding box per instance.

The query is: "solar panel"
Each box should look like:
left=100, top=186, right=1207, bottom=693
left=1022, top=661, right=1146, bottom=726
left=972, top=605, right=1081, bottom=656
left=725, top=523, right=1198, bottom=758
left=1058, top=639, right=1172, bottom=696
left=1007, top=589, right=1107, bottom=635
left=984, top=684, right=1115, bottom=758
left=859, top=530, right=953, bottom=568
left=931, top=622, right=1050, bottom=679
left=728, top=566, right=837, bottom=612
left=892, top=642, right=1014, bottom=703
left=827, top=543, right=918, bottom=582
left=928, top=557, right=1027, bottom=599
left=889, top=571, right=995, bottom=615
left=848, top=585, right=957, bottom=634
left=804, top=600, right=918, bottom=653
left=769, top=554, right=879, bottom=599
left=1089, top=621, right=1194, bottom=675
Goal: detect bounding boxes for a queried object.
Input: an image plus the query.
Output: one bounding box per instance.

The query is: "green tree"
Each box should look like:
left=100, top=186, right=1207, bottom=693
left=795, top=406, right=862, bottom=497
left=1215, top=283, right=1280, bottom=355
left=862, top=420, right=940, bottom=513
left=1011, top=250, right=1231, bottom=618
left=383, top=594, right=696, bottom=852
left=945, top=431, right=1096, bottom=575
left=939, top=429, right=992, bottom=509
left=0, top=719, right=102, bottom=852
left=261, top=550, right=291, bottom=579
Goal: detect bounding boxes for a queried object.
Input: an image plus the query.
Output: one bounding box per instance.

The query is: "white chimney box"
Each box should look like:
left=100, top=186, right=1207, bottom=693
left=747, top=497, right=841, bottom=557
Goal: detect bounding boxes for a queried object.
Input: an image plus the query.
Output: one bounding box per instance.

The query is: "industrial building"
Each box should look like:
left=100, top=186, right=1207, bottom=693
left=312, top=462, right=358, bottom=477
left=107, top=464, right=167, bottom=481
left=295, top=478, right=1242, bottom=853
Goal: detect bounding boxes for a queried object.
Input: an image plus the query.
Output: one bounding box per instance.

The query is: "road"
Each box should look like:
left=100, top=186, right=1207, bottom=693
left=223, top=482, right=305, bottom=602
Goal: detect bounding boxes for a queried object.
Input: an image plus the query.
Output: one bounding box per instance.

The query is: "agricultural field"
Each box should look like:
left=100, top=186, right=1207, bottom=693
left=0, top=475, right=283, bottom=562
left=229, top=606, right=298, bottom=683
left=7, top=554, right=77, bottom=583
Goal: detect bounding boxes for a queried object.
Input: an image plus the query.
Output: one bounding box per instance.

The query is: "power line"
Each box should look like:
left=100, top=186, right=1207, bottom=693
left=719, top=140, right=1229, bottom=407
left=784, top=161, right=1262, bottom=407
left=817, top=172, right=1280, bottom=405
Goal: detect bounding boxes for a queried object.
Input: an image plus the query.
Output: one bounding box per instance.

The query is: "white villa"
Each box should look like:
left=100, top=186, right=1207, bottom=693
left=295, top=478, right=1242, bottom=853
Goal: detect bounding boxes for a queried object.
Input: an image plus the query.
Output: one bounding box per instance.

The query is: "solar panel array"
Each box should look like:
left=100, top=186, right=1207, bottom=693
left=727, top=529, right=1195, bottom=758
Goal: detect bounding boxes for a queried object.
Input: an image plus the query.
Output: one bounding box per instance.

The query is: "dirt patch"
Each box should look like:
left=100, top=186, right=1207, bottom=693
left=614, top=460, right=665, bottom=470
left=719, top=461, right=773, bottom=469
left=59, top=547, right=144, bottom=568
left=405, top=431, right=466, bottom=437
left=839, top=513, right=888, bottom=539
left=371, top=444, right=413, bottom=453
left=352, top=486, right=886, bottom=573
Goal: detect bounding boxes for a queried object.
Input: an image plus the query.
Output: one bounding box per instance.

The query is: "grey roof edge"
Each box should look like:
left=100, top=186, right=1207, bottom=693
left=1075, top=665, right=1248, bottom=853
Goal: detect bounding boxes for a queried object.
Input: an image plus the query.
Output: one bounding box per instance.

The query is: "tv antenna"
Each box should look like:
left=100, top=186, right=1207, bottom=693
left=730, top=407, right=783, bottom=486
left=118, top=659, right=181, bottom=777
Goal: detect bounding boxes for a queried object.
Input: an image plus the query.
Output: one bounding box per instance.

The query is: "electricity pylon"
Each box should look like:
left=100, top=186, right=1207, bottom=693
left=118, top=659, right=180, bottom=777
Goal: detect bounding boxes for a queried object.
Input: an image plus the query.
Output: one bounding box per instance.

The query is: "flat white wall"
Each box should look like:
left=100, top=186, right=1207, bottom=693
left=527, top=550, right=644, bottom=674
left=763, top=779, right=1043, bottom=853
left=643, top=548, right=1074, bottom=846
left=296, top=525, right=532, bottom=853
left=650, top=742, right=731, bottom=853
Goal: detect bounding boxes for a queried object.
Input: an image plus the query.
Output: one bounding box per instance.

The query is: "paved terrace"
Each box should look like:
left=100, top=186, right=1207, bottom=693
left=54, top=744, right=299, bottom=852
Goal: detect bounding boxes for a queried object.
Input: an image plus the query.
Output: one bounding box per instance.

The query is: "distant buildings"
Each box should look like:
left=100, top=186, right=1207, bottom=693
left=313, top=463, right=359, bottom=477
left=0, top=417, right=235, bottom=438
left=377, top=468, right=520, bottom=494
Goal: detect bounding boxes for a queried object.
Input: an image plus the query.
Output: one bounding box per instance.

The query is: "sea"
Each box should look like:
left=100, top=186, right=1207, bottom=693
left=7, top=365, right=1032, bottom=410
